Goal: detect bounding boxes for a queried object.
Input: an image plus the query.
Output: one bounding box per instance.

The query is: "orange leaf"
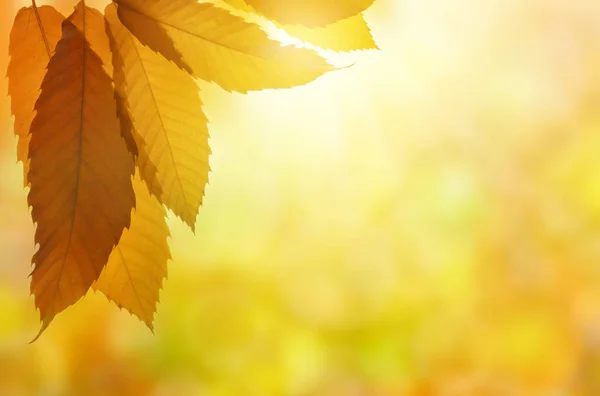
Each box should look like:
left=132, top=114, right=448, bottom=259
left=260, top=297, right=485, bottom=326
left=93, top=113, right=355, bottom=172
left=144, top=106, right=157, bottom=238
left=68, top=1, right=139, bottom=158
left=28, top=19, right=135, bottom=338
left=7, top=6, right=64, bottom=186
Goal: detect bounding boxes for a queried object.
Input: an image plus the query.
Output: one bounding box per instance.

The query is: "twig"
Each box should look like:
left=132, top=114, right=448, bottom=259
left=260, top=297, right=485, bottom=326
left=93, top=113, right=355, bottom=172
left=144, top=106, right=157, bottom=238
left=31, top=0, right=52, bottom=58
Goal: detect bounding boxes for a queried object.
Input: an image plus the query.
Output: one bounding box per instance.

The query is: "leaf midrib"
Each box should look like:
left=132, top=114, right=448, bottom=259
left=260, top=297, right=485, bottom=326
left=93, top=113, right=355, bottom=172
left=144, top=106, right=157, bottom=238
left=124, top=27, right=191, bottom=214
left=114, top=0, right=276, bottom=61
left=59, top=17, right=87, bottom=303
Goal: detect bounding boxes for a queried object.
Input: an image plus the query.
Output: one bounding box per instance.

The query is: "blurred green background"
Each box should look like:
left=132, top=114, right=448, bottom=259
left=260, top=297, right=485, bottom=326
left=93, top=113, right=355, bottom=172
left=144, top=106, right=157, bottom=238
left=4, top=0, right=600, bottom=394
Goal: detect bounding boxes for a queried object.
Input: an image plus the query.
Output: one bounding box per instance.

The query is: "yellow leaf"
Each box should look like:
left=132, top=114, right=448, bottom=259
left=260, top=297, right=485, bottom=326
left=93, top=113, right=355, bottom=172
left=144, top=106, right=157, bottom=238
left=113, top=0, right=334, bottom=93
left=94, top=171, right=170, bottom=329
left=7, top=6, right=64, bottom=186
left=105, top=4, right=210, bottom=229
left=113, top=85, right=141, bottom=159
left=28, top=19, right=135, bottom=337
left=243, top=0, right=376, bottom=27
left=222, top=0, right=377, bottom=52
left=284, top=14, right=378, bottom=52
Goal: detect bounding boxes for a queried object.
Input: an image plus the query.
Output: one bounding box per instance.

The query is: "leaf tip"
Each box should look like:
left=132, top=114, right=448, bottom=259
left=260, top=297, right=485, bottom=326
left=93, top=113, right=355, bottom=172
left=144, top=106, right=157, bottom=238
left=146, top=321, right=155, bottom=334
left=29, top=314, right=53, bottom=344
left=335, top=60, right=357, bottom=71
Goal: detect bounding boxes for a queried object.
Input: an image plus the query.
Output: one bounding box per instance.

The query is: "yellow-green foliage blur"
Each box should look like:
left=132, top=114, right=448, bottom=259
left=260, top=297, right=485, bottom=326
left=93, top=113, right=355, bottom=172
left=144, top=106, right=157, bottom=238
left=3, top=0, right=600, bottom=395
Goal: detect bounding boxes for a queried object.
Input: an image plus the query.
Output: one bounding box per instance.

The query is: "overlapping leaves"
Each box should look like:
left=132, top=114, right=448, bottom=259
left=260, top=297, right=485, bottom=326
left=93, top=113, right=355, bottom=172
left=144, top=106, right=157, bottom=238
left=6, top=0, right=378, bottom=339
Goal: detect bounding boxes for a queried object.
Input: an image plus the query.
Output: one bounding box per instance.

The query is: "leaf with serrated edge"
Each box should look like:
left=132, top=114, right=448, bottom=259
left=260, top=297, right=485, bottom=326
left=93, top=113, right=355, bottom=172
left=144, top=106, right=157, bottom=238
left=113, top=0, right=333, bottom=93
left=222, top=0, right=377, bottom=52
left=28, top=19, right=135, bottom=340
left=283, top=14, right=378, bottom=52
left=105, top=4, right=209, bottom=229
left=7, top=6, right=63, bottom=186
left=69, top=1, right=140, bottom=158
left=94, top=170, right=170, bottom=329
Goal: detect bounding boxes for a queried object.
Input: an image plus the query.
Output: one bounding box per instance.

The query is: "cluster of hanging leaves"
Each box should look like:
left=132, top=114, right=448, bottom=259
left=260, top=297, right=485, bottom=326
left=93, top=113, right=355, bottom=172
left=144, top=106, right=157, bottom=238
left=6, top=0, right=377, bottom=340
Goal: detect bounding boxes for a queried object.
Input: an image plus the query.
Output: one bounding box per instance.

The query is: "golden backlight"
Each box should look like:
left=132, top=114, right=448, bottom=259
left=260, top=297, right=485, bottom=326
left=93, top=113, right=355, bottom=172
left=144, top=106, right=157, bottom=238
left=3, top=0, right=600, bottom=395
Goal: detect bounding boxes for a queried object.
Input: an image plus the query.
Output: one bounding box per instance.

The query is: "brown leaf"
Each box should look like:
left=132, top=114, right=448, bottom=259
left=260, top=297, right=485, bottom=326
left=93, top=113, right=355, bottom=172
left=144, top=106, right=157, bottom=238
left=28, top=19, right=135, bottom=338
left=69, top=1, right=139, bottom=158
left=7, top=6, right=64, bottom=186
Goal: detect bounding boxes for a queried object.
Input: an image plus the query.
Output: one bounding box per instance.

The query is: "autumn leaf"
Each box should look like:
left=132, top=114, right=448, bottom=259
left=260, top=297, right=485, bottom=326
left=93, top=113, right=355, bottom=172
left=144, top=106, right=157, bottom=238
left=27, top=18, right=135, bottom=337
left=0, top=2, right=13, bottom=141
left=241, top=0, right=376, bottom=27
left=4, top=0, right=379, bottom=337
left=94, top=171, right=170, bottom=329
left=68, top=2, right=141, bottom=161
left=222, top=0, right=377, bottom=52
left=68, top=2, right=112, bottom=72
left=113, top=0, right=334, bottom=93
left=105, top=3, right=210, bottom=229
left=7, top=5, right=63, bottom=186
left=282, top=14, right=377, bottom=52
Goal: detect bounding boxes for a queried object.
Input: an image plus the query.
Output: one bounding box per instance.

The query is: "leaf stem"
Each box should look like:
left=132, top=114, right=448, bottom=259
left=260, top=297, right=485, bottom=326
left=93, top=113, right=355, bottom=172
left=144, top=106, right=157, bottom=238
left=31, top=0, right=52, bottom=58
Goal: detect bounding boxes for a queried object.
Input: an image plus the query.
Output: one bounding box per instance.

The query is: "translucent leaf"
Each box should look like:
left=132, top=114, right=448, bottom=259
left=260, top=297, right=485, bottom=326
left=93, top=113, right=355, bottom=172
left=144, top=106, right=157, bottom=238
left=28, top=19, right=135, bottom=338
left=7, top=6, right=64, bottom=186
left=114, top=0, right=334, bottom=93
left=243, top=0, right=376, bottom=27
left=106, top=4, right=210, bottom=229
left=94, top=171, right=170, bottom=329
left=223, top=0, right=377, bottom=52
